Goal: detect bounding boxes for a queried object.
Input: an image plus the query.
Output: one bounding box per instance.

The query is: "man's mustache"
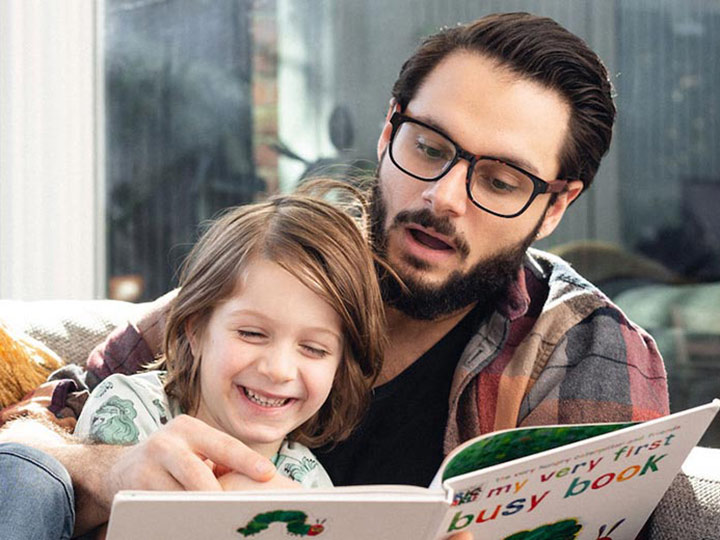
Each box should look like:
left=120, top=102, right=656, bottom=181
left=392, top=209, right=470, bottom=259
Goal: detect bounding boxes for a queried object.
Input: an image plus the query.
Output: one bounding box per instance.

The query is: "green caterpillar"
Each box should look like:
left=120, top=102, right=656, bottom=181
left=237, top=510, right=325, bottom=537
left=504, top=518, right=582, bottom=540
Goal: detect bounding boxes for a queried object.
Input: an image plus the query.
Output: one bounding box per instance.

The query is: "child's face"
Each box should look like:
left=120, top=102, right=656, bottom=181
left=191, top=258, right=344, bottom=457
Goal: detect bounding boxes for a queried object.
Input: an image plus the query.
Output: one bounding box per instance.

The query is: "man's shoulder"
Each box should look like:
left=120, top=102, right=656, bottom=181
left=525, top=249, right=662, bottom=362
left=512, top=248, right=651, bottom=352
left=526, top=248, right=614, bottom=315
left=527, top=248, right=603, bottom=293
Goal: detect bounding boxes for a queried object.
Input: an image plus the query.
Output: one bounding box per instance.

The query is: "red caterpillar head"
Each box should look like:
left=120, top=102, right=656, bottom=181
left=308, top=522, right=325, bottom=536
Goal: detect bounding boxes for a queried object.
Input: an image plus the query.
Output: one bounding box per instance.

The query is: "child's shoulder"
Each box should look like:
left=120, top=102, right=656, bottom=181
left=87, top=370, right=173, bottom=419
left=275, top=440, right=333, bottom=488
left=96, top=370, right=165, bottom=390
left=76, top=370, right=176, bottom=442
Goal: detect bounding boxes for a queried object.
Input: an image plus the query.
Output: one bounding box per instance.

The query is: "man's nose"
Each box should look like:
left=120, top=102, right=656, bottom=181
left=422, top=160, right=469, bottom=217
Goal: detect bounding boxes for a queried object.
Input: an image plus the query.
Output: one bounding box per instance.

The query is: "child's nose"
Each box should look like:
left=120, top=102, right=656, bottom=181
left=256, top=348, right=296, bottom=383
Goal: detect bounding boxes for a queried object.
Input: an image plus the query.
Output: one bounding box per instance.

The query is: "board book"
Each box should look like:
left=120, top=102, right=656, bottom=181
left=106, top=399, right=719, bottom=540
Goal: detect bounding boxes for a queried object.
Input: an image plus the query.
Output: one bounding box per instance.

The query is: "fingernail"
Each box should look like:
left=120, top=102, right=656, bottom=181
left=255, top=458, right=274, bottom=476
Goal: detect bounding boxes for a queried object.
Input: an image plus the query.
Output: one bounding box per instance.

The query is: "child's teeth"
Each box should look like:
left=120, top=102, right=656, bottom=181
left=244, top=388, right=288, bottom=407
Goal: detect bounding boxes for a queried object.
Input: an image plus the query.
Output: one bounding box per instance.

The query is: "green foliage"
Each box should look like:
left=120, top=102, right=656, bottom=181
left=443, top=423, right=633, bottom=481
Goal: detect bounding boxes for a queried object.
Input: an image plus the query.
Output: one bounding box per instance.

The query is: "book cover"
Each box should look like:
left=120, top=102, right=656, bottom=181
left=106, top=400, right=719, bottom=540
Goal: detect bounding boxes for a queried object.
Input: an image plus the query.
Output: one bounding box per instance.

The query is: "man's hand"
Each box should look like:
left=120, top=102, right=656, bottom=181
left=106, top=414, right=275, bottom=493
left=0, top=414, right=275, bottom=534
left=447, top=533, right=473, bottom=540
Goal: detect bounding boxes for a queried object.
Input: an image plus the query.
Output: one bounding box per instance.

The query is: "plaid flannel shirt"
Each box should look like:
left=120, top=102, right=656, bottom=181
left=445, top=248, right=670, bottom=453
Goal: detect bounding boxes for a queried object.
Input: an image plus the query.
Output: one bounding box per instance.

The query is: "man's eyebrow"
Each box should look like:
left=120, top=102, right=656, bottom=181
left=412, top=113, right=541, bottom=175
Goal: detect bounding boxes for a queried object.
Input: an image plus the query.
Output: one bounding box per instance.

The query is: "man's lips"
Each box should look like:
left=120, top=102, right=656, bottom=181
left=407, top=226, right=455, bottom=251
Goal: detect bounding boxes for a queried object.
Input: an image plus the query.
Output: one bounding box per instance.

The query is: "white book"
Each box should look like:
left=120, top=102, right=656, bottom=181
left=106, top=399, right=719, bottom=540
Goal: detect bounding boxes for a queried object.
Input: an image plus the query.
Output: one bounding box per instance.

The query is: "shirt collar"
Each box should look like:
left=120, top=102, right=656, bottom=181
left=496, top=252, right=545, bottom=320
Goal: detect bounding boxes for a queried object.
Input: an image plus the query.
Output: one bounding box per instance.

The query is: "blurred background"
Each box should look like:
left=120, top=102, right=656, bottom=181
left=1, top=0, right=719, bottom=443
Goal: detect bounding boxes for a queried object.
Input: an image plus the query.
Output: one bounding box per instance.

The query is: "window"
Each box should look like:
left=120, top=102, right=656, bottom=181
left=100, top=1, right=720, bottom=445
left=105, top=0, right=261, bottom=300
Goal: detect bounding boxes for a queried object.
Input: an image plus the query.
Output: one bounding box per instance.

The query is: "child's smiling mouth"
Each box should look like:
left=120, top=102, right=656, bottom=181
left=241, top=386, right=293, bottom=408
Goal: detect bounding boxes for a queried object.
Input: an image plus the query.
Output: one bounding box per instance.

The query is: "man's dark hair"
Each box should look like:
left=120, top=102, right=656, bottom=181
left=391, top=12, right=616, bottom=192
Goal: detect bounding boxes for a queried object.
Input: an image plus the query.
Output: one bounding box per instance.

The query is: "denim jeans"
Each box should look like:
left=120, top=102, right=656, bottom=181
left=0, top=443, right=75, bottom=540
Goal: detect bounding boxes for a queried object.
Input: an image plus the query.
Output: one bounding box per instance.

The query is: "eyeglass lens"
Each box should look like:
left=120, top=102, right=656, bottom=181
left=391, top=120, right=537, bottom=216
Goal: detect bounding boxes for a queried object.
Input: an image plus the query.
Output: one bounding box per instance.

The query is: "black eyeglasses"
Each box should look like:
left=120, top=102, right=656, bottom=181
left=387, top=112, right=568, bottom=218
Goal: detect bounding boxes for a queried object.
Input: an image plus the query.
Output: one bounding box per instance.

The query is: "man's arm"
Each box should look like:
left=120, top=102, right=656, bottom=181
left=0, top=416, right=115, bottom=533
left=0, top=415, right=275, bottom=535
left=86, top=290, right=177, bottom=384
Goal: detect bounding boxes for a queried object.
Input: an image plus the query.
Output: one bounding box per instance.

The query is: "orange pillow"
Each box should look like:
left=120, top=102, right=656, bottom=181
left=0, top=321, right=64, bottom=409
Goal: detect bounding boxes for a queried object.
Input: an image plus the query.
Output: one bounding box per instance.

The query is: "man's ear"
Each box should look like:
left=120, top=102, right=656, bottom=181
left=376, top=99, right=399, bottom=161
left=536, top=180, right=583, bottom=240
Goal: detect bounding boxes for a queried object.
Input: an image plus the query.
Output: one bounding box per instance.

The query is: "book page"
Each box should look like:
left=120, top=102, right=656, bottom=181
left=432, top=401, right=718, bottom=540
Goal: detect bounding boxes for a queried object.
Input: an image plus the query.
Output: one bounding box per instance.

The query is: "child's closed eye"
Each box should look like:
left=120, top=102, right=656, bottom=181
left=300, top=344, right=330, bottom=358
left=237, top=329, right=267, bottom=341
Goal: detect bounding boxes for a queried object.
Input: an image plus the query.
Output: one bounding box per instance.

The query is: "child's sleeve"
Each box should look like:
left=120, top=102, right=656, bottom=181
left=73, top=372, right=170, bottom=445
left=275, top=441, right=334, bottom=488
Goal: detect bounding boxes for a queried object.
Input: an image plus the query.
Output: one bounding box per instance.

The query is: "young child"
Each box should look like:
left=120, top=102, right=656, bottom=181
left=74, top=180, right=386, bottom=489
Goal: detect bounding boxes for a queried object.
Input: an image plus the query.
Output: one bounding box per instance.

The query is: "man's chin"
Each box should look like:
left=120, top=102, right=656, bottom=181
left=380, top=244, right=528, bottom=321
left=395, top=259, right=461, bottom=290
left=380, top=266, right=481, bottom=321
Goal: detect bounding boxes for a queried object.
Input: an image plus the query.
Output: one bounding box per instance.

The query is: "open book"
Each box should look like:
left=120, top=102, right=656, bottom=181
left=106, top=400, right=719, bottom=540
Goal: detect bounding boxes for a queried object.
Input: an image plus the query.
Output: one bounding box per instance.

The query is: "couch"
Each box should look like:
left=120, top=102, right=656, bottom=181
left=0, top=298, right=719, bottom=539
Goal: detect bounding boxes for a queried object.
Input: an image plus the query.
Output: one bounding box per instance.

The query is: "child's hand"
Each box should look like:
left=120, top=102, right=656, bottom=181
left=218, top=470, right=301, bottom=491
left=107, top=415, right=276, bottom=494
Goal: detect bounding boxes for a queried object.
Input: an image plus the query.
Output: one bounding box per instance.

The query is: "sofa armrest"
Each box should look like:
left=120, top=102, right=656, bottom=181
left=0, top=299, right=142, bottom=366
left=647, top=446, right=720, bottom=539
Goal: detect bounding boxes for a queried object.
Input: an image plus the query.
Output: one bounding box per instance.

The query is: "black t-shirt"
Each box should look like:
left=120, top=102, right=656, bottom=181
left=316, top=305, right=483, bottom=487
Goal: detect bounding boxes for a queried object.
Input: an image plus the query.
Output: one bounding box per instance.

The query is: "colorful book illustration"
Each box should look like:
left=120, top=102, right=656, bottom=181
left=106, top=400, right=719, bottom=540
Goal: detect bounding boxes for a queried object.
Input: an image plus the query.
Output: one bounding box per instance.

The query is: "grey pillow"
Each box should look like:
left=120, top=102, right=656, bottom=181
left=648, top=447, right=720, bottom=539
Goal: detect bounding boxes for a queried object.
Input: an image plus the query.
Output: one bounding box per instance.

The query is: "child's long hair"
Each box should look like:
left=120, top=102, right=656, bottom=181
left=159, top=179, right=386, bottom=448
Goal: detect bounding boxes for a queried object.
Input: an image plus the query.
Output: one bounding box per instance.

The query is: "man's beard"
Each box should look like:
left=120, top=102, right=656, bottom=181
left=370, top=181, right=541, bottom=321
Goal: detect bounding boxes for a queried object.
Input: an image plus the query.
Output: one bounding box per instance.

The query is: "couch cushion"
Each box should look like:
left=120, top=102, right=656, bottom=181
left=648, top=446, right=720, bottom=539
left=0, top=300, right=141, bottom=366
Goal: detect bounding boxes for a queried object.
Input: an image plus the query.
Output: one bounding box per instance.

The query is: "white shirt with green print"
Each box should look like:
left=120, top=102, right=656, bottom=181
left=73, top=371, right=333, bottom=488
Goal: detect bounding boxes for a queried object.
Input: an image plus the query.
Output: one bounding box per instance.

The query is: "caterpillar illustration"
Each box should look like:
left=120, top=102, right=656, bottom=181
left=237, top=510, right=325, bottom=537
left=504, top=518, right=582, bottom=540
